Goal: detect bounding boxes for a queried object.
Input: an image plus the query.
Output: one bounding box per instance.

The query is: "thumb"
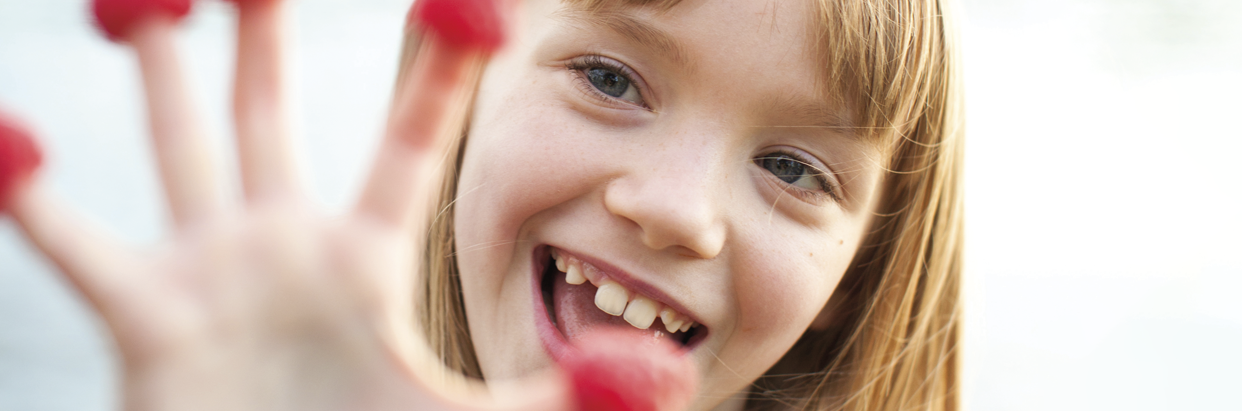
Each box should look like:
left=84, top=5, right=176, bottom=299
left=481, top=328, right=698, bottom=411
left=557, top=328, right=699, bottom=411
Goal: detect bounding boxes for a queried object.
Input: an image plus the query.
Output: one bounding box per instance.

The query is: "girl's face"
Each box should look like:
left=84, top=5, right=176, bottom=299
left=454, top=0, right=883, bottom=408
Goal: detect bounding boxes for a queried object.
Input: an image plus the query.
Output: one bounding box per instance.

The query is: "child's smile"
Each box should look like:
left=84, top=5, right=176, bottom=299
left=537, top=245, right=708, bottom=355
left=453, top=0, right=885, bottom=409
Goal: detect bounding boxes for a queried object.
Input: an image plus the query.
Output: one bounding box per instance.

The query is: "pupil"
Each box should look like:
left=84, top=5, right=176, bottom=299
left=587, top=68, right=629, bottom=98
left=764, top=156, right=805, bottom=184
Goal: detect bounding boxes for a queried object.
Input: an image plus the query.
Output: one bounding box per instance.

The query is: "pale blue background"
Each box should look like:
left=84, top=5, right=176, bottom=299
left=2, top=0, right=1240, bottom=410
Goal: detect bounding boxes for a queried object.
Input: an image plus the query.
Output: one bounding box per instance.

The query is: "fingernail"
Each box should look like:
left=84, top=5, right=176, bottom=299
left=92, top=0, right=193, bottom=42
left=407, top=0, right=507, bottom=53
left=0, top=110, right=44, bottom=213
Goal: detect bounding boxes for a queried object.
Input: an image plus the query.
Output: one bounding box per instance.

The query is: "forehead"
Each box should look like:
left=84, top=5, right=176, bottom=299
left=561, top=0, right=817, bottom=75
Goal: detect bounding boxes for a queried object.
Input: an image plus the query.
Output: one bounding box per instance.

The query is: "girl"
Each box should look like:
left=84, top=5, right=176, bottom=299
left=0, top=0, right=963, bottom=410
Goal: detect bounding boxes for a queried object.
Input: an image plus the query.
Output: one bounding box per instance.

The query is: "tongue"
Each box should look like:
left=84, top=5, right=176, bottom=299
left=552, top=272, right=670, bottom=343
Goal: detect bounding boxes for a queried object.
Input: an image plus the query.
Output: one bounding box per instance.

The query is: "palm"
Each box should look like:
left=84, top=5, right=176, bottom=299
left=105, top=205, right=424, bottom=411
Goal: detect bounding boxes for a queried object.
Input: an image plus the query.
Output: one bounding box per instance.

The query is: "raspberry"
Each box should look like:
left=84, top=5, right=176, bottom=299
left=408, top=0, right=507, bottom=53
left=0, top=111, right=43, bottom=213
left=92, top=0, right=192, bottom=42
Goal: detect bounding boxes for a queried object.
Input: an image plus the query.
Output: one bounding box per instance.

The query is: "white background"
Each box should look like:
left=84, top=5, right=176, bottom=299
left=2, top=0, right=1240, bottom=410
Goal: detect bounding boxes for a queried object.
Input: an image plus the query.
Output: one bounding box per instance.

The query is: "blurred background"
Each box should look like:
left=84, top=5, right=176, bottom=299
left=1, top=0, right=1239, bottom=410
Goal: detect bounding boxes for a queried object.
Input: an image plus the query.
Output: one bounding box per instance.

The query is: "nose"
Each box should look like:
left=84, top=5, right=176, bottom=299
left=603, top=147, right=727, bottom=260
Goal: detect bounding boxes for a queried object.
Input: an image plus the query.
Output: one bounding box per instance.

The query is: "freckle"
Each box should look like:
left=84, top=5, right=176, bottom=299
left=839, top=240, right=844, bottom=245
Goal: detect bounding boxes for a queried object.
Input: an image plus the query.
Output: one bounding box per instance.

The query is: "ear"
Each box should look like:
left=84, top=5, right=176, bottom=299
left=809, top=291, right=848, bottom=331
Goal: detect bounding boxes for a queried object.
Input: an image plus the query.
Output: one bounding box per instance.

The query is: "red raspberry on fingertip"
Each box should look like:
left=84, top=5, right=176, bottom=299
left=560, top=329, right=699, bottom=411
left=408, top=0, right=507, bottom=53
left=92, top=0, right=192, bottom=42
left=220, top=0, right=281, bottom=6
left=0, top=110, right=44, bottom=214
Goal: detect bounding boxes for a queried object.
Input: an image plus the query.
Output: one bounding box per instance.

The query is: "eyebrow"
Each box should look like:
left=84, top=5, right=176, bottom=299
left=761, top=95, right=858, bottom=137
left=558, top=9, right=694, bottom=71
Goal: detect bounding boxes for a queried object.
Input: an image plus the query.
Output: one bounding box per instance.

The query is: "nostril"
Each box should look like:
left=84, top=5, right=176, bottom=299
left=639, top=226, right=724, bottom=260
left=603, top=179, right=725, bottom=259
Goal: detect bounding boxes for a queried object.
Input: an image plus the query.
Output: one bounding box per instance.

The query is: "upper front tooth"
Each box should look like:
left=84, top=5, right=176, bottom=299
left=623, top=296, right=659, bottom=329
left=594, top=281, right=631, bottom=316
left=679, top=321, right=693, bottom=332
left=565, top=264, right=586, bottom=285
left=555, top=254, right=568, bottom=273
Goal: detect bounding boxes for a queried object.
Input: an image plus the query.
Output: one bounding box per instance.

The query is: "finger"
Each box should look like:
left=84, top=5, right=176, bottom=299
left=230, top=0, right=302, bottom=201
left=1, top=112, right=137, bottom=320
left=130, top=17, right=226, bottom=227
left=390, top=328, right=696, bottom=411
left=9, top=186, right=140, bottom=320
left=383, top=329, right=574, bottom=411
left=354, top=0, right=506, bottom=229
left=442, top=329, right=698, bottom=411
left=354, top=39, right=480, bottom=229
left=485, top=371, right=575, bottom=411
left=97, top=0, right=226, bottom=227
left=554, top=329, right=699, bottom=411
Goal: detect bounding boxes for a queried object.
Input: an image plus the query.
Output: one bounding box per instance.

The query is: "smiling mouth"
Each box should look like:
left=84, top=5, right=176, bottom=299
left=536, top=246, right=705, bottom=349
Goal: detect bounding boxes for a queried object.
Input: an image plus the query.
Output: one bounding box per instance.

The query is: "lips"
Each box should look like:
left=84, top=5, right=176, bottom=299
left=533, top=245, right=705, bottom=360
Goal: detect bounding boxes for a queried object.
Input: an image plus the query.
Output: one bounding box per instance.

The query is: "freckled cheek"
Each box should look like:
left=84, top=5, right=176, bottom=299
left=734, top=263, right=827, bottom=338
left=457, top=96, right=618, bottom=245
left=729, top=235, right=846, bottom=358
left=716, top=258, right=828, bottom=380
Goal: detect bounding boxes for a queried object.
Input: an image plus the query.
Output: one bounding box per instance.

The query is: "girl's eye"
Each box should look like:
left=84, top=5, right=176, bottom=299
left=755, top=153, right=840, bottom=202
left=586, top=68, right=636, bottom=100
left=567, top=56, right=646, bottom=107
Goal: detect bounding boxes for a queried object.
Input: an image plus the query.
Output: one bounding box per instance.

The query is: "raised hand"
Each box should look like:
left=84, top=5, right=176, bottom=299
left=0, top=0, right=696, bottom=410
left=2, top=0, right=559, bottom=410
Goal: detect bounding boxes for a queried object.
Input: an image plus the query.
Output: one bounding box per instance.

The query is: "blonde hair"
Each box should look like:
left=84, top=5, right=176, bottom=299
left=409, top=0, right=965, bottom=410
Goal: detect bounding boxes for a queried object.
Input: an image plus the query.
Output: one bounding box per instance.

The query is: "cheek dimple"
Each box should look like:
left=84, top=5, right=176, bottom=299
left=92, top=0, right=192, bottom=42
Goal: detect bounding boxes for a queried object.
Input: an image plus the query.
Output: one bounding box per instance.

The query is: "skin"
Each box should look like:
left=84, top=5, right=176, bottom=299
left=6, top=1, right=574, bottom=411
left=4, top=0, right=882, bottom=410
left=454, top=0, right=884, bottom=410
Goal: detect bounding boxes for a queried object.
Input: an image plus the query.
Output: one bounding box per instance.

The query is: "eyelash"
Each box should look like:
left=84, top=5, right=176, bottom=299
left=754, top=151, right=843, bottom=204
left=564, top=55, right=649, bottom=110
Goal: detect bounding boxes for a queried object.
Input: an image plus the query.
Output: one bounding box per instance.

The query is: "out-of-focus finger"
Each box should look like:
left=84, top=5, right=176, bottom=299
left=484, top=371, right=575, bottom=411
left=95, top=0, right=227, bottom=228
left=354, top=39, right=481, bottom=230
left=9, top=186, right=139, bottom=319
left=229, top=0, right=302, bottom=201
left=552, top=329, right=699, bottom=411
left=1, top=111, right=137, bottom=320
left=394, top=329, right=697, bottom=411
left=377, top=326, right=573, bottom=411
left=354, top=0, right=506, bottom=229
